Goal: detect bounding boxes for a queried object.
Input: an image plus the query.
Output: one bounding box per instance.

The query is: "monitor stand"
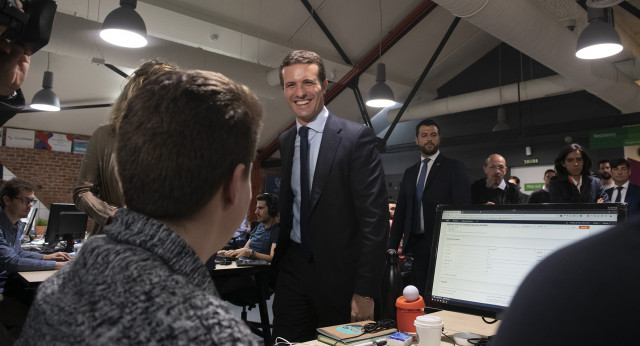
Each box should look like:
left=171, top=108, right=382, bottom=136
left=63, top=234, right=75, bottom=253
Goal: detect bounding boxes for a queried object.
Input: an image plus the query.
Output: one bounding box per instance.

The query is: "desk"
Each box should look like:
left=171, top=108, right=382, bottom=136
left=17, top=270, right=56, bottom=284
left=211, top=262, right=272, bottom=346
left=298, top=310, right=500, bottom=345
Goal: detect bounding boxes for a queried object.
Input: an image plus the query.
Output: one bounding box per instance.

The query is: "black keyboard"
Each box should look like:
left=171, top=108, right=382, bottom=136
left=236, top=257, right=270, bottom=266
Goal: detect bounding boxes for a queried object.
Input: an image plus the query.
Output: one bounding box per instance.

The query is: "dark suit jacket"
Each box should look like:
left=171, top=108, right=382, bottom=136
left=528, top=188, right=551, bottom=203
left=605, top=183, right=640, bottom=216
left=388, top=153, right=471, bottom=252
left=549, top=174, right=609, bottom=203
left=470, top=179, right=521, bottom=205
left=271, top=113, right=388, bottom=301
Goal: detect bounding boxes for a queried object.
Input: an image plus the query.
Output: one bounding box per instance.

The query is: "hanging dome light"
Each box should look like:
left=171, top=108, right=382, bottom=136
left=100, top=0, right=148, bottom=48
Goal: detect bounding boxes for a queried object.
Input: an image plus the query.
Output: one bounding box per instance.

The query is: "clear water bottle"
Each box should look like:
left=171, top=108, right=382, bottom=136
left=381, top=249, right=404, bottom=321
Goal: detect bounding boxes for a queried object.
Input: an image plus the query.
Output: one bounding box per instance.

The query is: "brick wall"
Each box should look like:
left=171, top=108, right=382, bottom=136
left=0, top=146, right=84, bottom=208
left=0, top=128, right=91, bottom=229
left=249, top=160, right=280, bottom=222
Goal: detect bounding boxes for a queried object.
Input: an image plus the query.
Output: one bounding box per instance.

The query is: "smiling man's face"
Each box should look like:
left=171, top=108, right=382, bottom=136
left=282, top=63, right=327, bottom=125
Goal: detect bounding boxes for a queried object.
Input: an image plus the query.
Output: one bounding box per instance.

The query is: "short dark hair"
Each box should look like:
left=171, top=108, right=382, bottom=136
left=597, top=159, right=611, bottom=166
left=279, top=50, right=326, bottom=89
left=508, top=176, right=520, bottom=185
left=415, top=119, right=441, bottom=137
left=0, top=178, right=35, bottom=208
left=554, top=143, right=592, bottom=176
left=610, top=158, right=630, bottom=169
left=544, top=169, right=556, bottom=176
left=116, top=70, right=263, bottom=221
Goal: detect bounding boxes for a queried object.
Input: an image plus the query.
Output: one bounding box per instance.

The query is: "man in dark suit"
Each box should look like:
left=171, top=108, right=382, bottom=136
left=388, top=119, right=471, bottom=296
left=471, top=154, right=520, bottom=204
left=606, top=158, right=640, bottom=217
left=270, top=50, right=388, bottom=342
left=528, top=169, right=556, bottom=203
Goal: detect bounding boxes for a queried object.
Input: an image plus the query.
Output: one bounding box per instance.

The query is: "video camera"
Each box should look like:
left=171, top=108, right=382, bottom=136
left=0, top=0, right=57, bottom=55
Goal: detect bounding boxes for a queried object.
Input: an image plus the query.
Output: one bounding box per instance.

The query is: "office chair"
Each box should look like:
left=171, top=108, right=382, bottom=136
left=221, top=283, right=274, bottom=339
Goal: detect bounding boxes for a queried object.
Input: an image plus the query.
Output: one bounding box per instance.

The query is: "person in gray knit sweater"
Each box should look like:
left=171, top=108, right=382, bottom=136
left=16, top=68, right=264, bottom=345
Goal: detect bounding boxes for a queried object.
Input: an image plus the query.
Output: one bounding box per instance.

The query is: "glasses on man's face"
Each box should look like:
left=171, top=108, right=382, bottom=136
left=14, top=197, right=37, bottom=205
left=487, top=164, right=506, bottom=171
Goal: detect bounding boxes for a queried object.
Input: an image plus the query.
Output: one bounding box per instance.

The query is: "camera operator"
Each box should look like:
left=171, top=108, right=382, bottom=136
left=1, top=0, right=57, bottom=126
left=0, top=0, right=29, bottom=126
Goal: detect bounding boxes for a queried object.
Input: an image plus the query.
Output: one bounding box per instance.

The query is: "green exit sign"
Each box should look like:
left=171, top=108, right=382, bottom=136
left=523, top=158, right=539, bottom=165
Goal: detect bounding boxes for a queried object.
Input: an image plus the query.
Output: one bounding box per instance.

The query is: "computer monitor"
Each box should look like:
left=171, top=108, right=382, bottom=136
left=425, top=203, right=626, bottom=320
left=45, top=203, right=88, bottom=252
left=22, top=206, right=38, bottom=239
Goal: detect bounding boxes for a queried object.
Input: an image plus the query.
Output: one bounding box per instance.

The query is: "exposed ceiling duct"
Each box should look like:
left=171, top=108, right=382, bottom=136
left=386, top=74, right=583, bottom=122
left=432, top=0, right=640, bottom=114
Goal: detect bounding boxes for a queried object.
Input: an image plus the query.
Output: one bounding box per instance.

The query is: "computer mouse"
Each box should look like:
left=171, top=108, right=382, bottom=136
left=453, top=332, right=482, bottom=346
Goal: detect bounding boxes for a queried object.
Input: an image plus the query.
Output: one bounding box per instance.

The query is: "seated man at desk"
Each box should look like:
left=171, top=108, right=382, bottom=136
left=219, top=193, right=280, bottom=263
left=0, top=178, right=69, bottom=338
left=16, top=69, right=263, bottom=345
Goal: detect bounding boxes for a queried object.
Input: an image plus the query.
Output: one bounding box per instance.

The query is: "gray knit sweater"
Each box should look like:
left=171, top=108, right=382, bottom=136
left=16, top=209, right=258, bottom=345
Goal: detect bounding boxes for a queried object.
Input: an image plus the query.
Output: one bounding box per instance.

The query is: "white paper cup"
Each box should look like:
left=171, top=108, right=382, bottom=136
left=414, top=315, right=443, bottom=346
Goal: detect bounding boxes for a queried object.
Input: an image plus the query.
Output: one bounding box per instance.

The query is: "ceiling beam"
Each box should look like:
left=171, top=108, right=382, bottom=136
left=382, top=16, right=460, bottom=149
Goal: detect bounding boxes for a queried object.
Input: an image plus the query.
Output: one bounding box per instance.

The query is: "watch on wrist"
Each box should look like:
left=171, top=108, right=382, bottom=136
left=250, top=249, right=255, bottom=258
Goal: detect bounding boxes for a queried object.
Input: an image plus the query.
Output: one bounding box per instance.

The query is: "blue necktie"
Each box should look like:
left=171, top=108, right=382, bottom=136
left=414, top=158, right=430, bottom=234
left=615, top=186, right=623, bottom=203
left=299, top=126, right=312, bottom=260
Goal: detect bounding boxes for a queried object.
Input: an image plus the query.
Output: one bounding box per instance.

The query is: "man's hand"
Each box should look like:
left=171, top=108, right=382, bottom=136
left=350, top=294, right=374, bottom=322
left=226, top=248, right=251, bottom=258
left=55, top=261, right=69, bottom=269
left=0, top=38, right=30, bottom=96
left=42, top=252, right=71, bottom=262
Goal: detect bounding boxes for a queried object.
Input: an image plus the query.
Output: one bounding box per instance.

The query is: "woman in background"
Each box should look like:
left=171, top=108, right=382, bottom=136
left=549, top=143, right=608, bottom=204
left=73, top=60, right=176, bottom=235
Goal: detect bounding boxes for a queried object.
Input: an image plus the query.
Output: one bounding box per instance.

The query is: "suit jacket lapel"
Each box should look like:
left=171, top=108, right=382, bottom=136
left=280, top=127, right=296, bottom=182
left=423, top=154, right=444, bottom=192
left=408, top=162, right=420, bottom=199
left=309, top=113, right=341, bottom=213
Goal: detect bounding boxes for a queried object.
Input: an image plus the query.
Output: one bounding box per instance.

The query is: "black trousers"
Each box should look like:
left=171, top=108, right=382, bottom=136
left=272, top=243, right=350, bottom=342
left=405, top=233, right=430, bottom=296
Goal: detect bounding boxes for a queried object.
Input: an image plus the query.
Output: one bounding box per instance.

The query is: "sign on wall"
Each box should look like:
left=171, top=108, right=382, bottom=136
left=6, top=128, right=35, bottom=149
left=590, top=125, right=640, bottom=149
left=511, top=165, right=555, bottom=194
left=73, top=139, right=89, bottom=154
left=35, top=131, right=73, bottom=153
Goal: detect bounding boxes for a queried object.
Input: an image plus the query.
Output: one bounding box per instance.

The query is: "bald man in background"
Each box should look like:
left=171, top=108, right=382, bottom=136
left=471, top=154, right=520, bottom=205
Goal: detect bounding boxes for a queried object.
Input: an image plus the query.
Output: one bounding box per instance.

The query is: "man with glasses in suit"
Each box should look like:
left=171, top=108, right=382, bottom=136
left=471, top=154, right=520, bottom=205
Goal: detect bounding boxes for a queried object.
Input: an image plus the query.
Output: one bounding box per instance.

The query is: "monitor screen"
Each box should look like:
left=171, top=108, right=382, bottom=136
left=425, top=203, right=626, bottom=319
left=21, top=206, right=38, bottom=240
left=45, top=203, right=88, bottom=252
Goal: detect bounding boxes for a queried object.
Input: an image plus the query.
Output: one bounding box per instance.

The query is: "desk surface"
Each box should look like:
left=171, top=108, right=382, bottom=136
left=215, top=262, right=248, bottom=270
left=298, top=310, right=500, bottom=345
left=18, top=270, right=57, bottom=283
left=18, top=260, right=260, bottom=282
